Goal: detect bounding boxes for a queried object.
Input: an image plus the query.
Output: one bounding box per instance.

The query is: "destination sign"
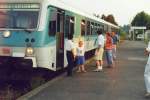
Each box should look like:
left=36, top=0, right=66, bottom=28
left=0, top=3, right=40, bottom=9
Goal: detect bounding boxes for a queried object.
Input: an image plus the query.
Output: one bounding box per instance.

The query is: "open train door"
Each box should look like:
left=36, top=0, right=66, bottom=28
left=56, top=9, right=65, bottom=70
left=48, top=7, right=65, bottom=70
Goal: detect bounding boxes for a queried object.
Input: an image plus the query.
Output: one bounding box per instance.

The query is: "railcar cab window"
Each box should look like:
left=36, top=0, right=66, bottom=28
left=86, top=21, right=91, bottom=35
left=65, top=15, right=75, bottom=37
left=0, top=3, right=40, bottom=29
left=81, top=20, right=86, bottom=36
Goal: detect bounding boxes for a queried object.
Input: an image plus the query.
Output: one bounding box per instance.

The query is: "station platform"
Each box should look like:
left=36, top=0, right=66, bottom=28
left=18, top=41, right=148, bottom=100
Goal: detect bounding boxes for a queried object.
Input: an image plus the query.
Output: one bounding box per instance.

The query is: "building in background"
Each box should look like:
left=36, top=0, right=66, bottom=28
left=129, top=26, right=146, bottom=40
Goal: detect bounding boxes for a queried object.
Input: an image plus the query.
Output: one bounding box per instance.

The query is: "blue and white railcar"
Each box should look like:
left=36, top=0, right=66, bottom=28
left=0, top=0, right=119, bottom=71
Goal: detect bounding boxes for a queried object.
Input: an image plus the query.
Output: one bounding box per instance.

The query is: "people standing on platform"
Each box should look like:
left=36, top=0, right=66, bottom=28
left=76, top=40, right=86, bottom=73
left=93, top=30, right=105, bottom=72
left=105, top=32, right=113, bottom=68
left=111, top=32, right=119, bottom=60
left=66, top=34, right=76, bottom=76
left=144, top=41, right=150, bottom=98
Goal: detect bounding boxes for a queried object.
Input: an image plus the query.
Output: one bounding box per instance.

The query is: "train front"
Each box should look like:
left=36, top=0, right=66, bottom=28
left=0, top=3, right=40, bottom=69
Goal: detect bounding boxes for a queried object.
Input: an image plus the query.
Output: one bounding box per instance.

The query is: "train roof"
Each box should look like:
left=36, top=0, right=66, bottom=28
left=48, top=0, right=119, bottom=29
left=0, top=0, right=119, bottom=29
left=0, top=0, right=42, bottom=3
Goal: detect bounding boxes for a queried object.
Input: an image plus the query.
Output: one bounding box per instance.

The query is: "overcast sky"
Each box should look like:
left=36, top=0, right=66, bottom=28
left=61, top=0, right=150, bottom=26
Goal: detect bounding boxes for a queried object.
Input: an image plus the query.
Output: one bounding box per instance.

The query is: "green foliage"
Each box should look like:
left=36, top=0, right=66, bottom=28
left=119, top=28, right=127, bottom=40
left=131, top=11, right=150, bottom=29
left=122, top=25, right=130, bottom=33
left=120, top=31, right=126, bottom=38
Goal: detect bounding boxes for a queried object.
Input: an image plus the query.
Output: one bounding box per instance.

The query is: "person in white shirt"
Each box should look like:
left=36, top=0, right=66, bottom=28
left=93, top=30, right=105, bottom=72
left=66, top=34, right=76, bottom=76
left=76, top=40, right=86, bottom=73
left=144, top=41, right=150, bottom=98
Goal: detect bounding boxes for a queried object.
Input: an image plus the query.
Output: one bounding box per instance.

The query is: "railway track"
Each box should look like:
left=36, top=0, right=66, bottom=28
left=0, top=65, right=65, bottom=100
left=0, top=51, right=94, bottom=100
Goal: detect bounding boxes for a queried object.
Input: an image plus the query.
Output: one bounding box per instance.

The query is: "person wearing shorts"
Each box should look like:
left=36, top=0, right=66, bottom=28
left=76, top=40, right=86, bottom=73
left=93, top=30, right=105, bottom=72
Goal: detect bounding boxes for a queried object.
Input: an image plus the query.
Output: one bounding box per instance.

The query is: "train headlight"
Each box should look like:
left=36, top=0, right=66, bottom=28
left=3, top=30, right=11, bottom=38
left=26, top=47, right=34, bottom=55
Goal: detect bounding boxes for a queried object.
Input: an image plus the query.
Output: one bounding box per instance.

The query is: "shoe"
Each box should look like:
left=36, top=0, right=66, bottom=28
left=93, top=68, right=102, bottom=72
left=145, top=92, right=150, bottom=98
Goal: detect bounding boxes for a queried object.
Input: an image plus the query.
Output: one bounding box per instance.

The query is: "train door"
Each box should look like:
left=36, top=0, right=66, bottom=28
left=64, top=15, right=75, bottom=67
left=48, top=7, right=64, bottom=70
left=56, top=9, right=65, bottom=69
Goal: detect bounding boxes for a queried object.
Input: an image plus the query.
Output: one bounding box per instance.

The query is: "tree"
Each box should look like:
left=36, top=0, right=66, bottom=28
left=122, top=24, right=130, bottom=33
left=131, top=11, right=150, bottom=29
left=101, top=14, right=106, bottom=20
left=105, top=14, right=118, bottom=25
left=101, top=14, right=118, bottom=25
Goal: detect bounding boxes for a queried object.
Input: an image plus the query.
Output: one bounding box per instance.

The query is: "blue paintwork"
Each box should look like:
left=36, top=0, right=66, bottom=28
left=0, top=30, right=55, bottom=47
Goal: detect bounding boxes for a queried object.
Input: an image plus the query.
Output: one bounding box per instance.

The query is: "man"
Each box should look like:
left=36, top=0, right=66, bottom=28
left=105, top=32, right=113, bottom=68
left=66, top=34, right=76, bottom=76
left=93, top=30, right=105, bottom=72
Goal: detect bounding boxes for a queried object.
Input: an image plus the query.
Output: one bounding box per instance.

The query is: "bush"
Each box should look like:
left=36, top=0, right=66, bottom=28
left=120, top=32, right=127, bottom=40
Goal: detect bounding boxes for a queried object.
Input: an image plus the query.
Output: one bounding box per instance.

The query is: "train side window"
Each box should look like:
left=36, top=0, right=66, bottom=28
left=65, top=15, right=70, bottom=37
left=91, top=22, right=94, bottom=35
left=48, top=9, right=57, bottom=36
left=70, top=17, right=74, bottom=35
left=101, top=25, right=104, bottom=33
left=94, top=23, right=97, bottom=34
left=104, top=25, right=107, bottom=33
left=81, top=20, right=86, bottom=36
left=97, top=24, right=102, bottom=32
left=65, top=16, right=74, bottom=37
left=86, top=21, right=90, bottom=35
left=98, top=24, right=101, bottom=30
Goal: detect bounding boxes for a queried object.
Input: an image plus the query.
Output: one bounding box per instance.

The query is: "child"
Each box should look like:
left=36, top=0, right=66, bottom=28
left=76, top=40, right=86, bottom=72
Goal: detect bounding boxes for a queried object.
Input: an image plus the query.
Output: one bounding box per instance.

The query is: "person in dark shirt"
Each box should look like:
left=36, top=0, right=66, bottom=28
left=111, top=32, right=119, bottom=60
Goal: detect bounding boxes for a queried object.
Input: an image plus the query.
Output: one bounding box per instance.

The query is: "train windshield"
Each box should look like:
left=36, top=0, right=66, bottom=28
left=0, top=3, right=40, bottom=29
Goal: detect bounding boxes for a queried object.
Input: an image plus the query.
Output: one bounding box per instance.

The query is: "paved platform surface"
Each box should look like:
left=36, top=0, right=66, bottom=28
left=19, top=40, right=148, bottom=100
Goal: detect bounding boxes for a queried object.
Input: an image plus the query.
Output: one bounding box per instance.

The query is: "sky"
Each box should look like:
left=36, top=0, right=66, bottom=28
left=60, top=0, right=150, bottom=26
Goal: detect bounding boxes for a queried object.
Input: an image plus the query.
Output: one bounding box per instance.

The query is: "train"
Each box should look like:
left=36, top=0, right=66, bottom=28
left=0, top=0, right=119, bottom=71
